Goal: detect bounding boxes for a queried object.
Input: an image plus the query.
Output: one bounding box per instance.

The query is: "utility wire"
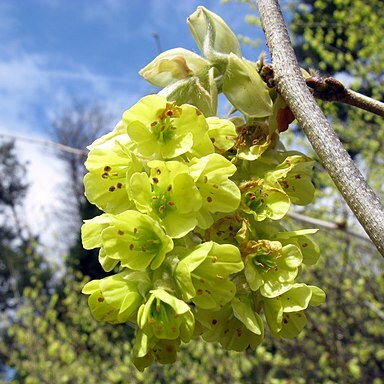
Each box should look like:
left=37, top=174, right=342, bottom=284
left=0, top=132, right=87, bottom=156
left=0, top=131, right=376, bottom=246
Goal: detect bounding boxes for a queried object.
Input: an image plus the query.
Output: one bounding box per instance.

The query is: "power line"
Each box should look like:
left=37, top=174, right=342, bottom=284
left=0, top=132, right=87, bottom=156
left=0, top=132, right=375, bottom=246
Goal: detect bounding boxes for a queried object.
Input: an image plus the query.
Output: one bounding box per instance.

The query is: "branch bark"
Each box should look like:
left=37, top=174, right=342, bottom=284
left=305, top=76, right=384, bottom=118
left=255, top=0, right=384, bottom=257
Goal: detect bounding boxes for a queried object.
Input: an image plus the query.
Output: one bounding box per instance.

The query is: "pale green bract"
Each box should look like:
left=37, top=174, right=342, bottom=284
left=223, top=54, right=273, bottom=118
left=80, top=6, right=325, bottom=371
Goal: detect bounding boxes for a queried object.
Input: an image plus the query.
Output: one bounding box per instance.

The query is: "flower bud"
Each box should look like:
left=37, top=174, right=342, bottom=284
left=188, top=6, right=241, bottom=59
left=139, top=48, right=210, bottom=88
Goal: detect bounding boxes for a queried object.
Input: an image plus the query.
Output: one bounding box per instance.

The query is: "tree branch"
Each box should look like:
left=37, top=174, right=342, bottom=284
left=255, top=0, right=384, bottom=257
left=287, top=212, right=374, bottom=245
left=305, top=76, right=384, bottom=118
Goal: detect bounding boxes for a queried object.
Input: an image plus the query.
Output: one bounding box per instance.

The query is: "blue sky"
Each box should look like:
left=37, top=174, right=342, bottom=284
left=0, top=0, right=266, bottom=251
left=0, top=0, right=265, bottom=138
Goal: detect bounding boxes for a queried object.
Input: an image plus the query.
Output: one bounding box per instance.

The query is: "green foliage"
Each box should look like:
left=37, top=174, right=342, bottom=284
left=1, top=277, right=139, bottom=384
left=289, top=0, right=384, bottom=199
left=290, top=0, right=384, bottom=79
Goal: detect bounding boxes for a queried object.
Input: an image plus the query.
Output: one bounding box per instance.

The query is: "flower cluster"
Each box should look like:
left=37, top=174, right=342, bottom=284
left=81, top=6, right=325, bottom=371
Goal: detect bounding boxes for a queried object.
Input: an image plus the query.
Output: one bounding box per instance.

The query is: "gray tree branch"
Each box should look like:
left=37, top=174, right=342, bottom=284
left=305, top=76, right=384, bottom=118
left=255, top=0, right=384, bottom=257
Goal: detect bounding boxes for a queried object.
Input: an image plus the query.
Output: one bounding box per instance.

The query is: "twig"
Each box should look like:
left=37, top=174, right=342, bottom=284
left=286, top=212, right=373, bottom=244
left=362, top=300, right=384, bottom=321
left=306, top=76, right=384, bottom=118
left=255, top=0, right=384, bottom=257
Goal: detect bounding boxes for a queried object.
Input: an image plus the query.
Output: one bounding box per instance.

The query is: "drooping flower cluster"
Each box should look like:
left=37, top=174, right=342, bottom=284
left=81, top=6, right=325, bottom=371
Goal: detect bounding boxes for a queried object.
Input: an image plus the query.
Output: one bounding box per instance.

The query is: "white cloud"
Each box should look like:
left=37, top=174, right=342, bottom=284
left=17, top=141, right=68, bottom=251
left=0, top=54, right=50, bottom=134
left=0, top=50, right=147, bottom=133
left=0, top=51, right=147, bottom=257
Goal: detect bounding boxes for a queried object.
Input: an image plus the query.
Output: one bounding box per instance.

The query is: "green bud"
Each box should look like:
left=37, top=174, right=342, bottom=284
left=187, top=6, right=241, bottom=60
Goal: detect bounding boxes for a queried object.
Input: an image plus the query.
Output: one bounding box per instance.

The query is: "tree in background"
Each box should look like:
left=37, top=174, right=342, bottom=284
left=51, top=100, right=109, bottom=205
left=51, top=101, right=111, bottom=279
left=1, top=273, right=330, bottom=384
left=0, top=140, right=52, bottom=311
left=0, top=141, right=53, bottom=378
left=289, top=0, right=384, bottom=197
